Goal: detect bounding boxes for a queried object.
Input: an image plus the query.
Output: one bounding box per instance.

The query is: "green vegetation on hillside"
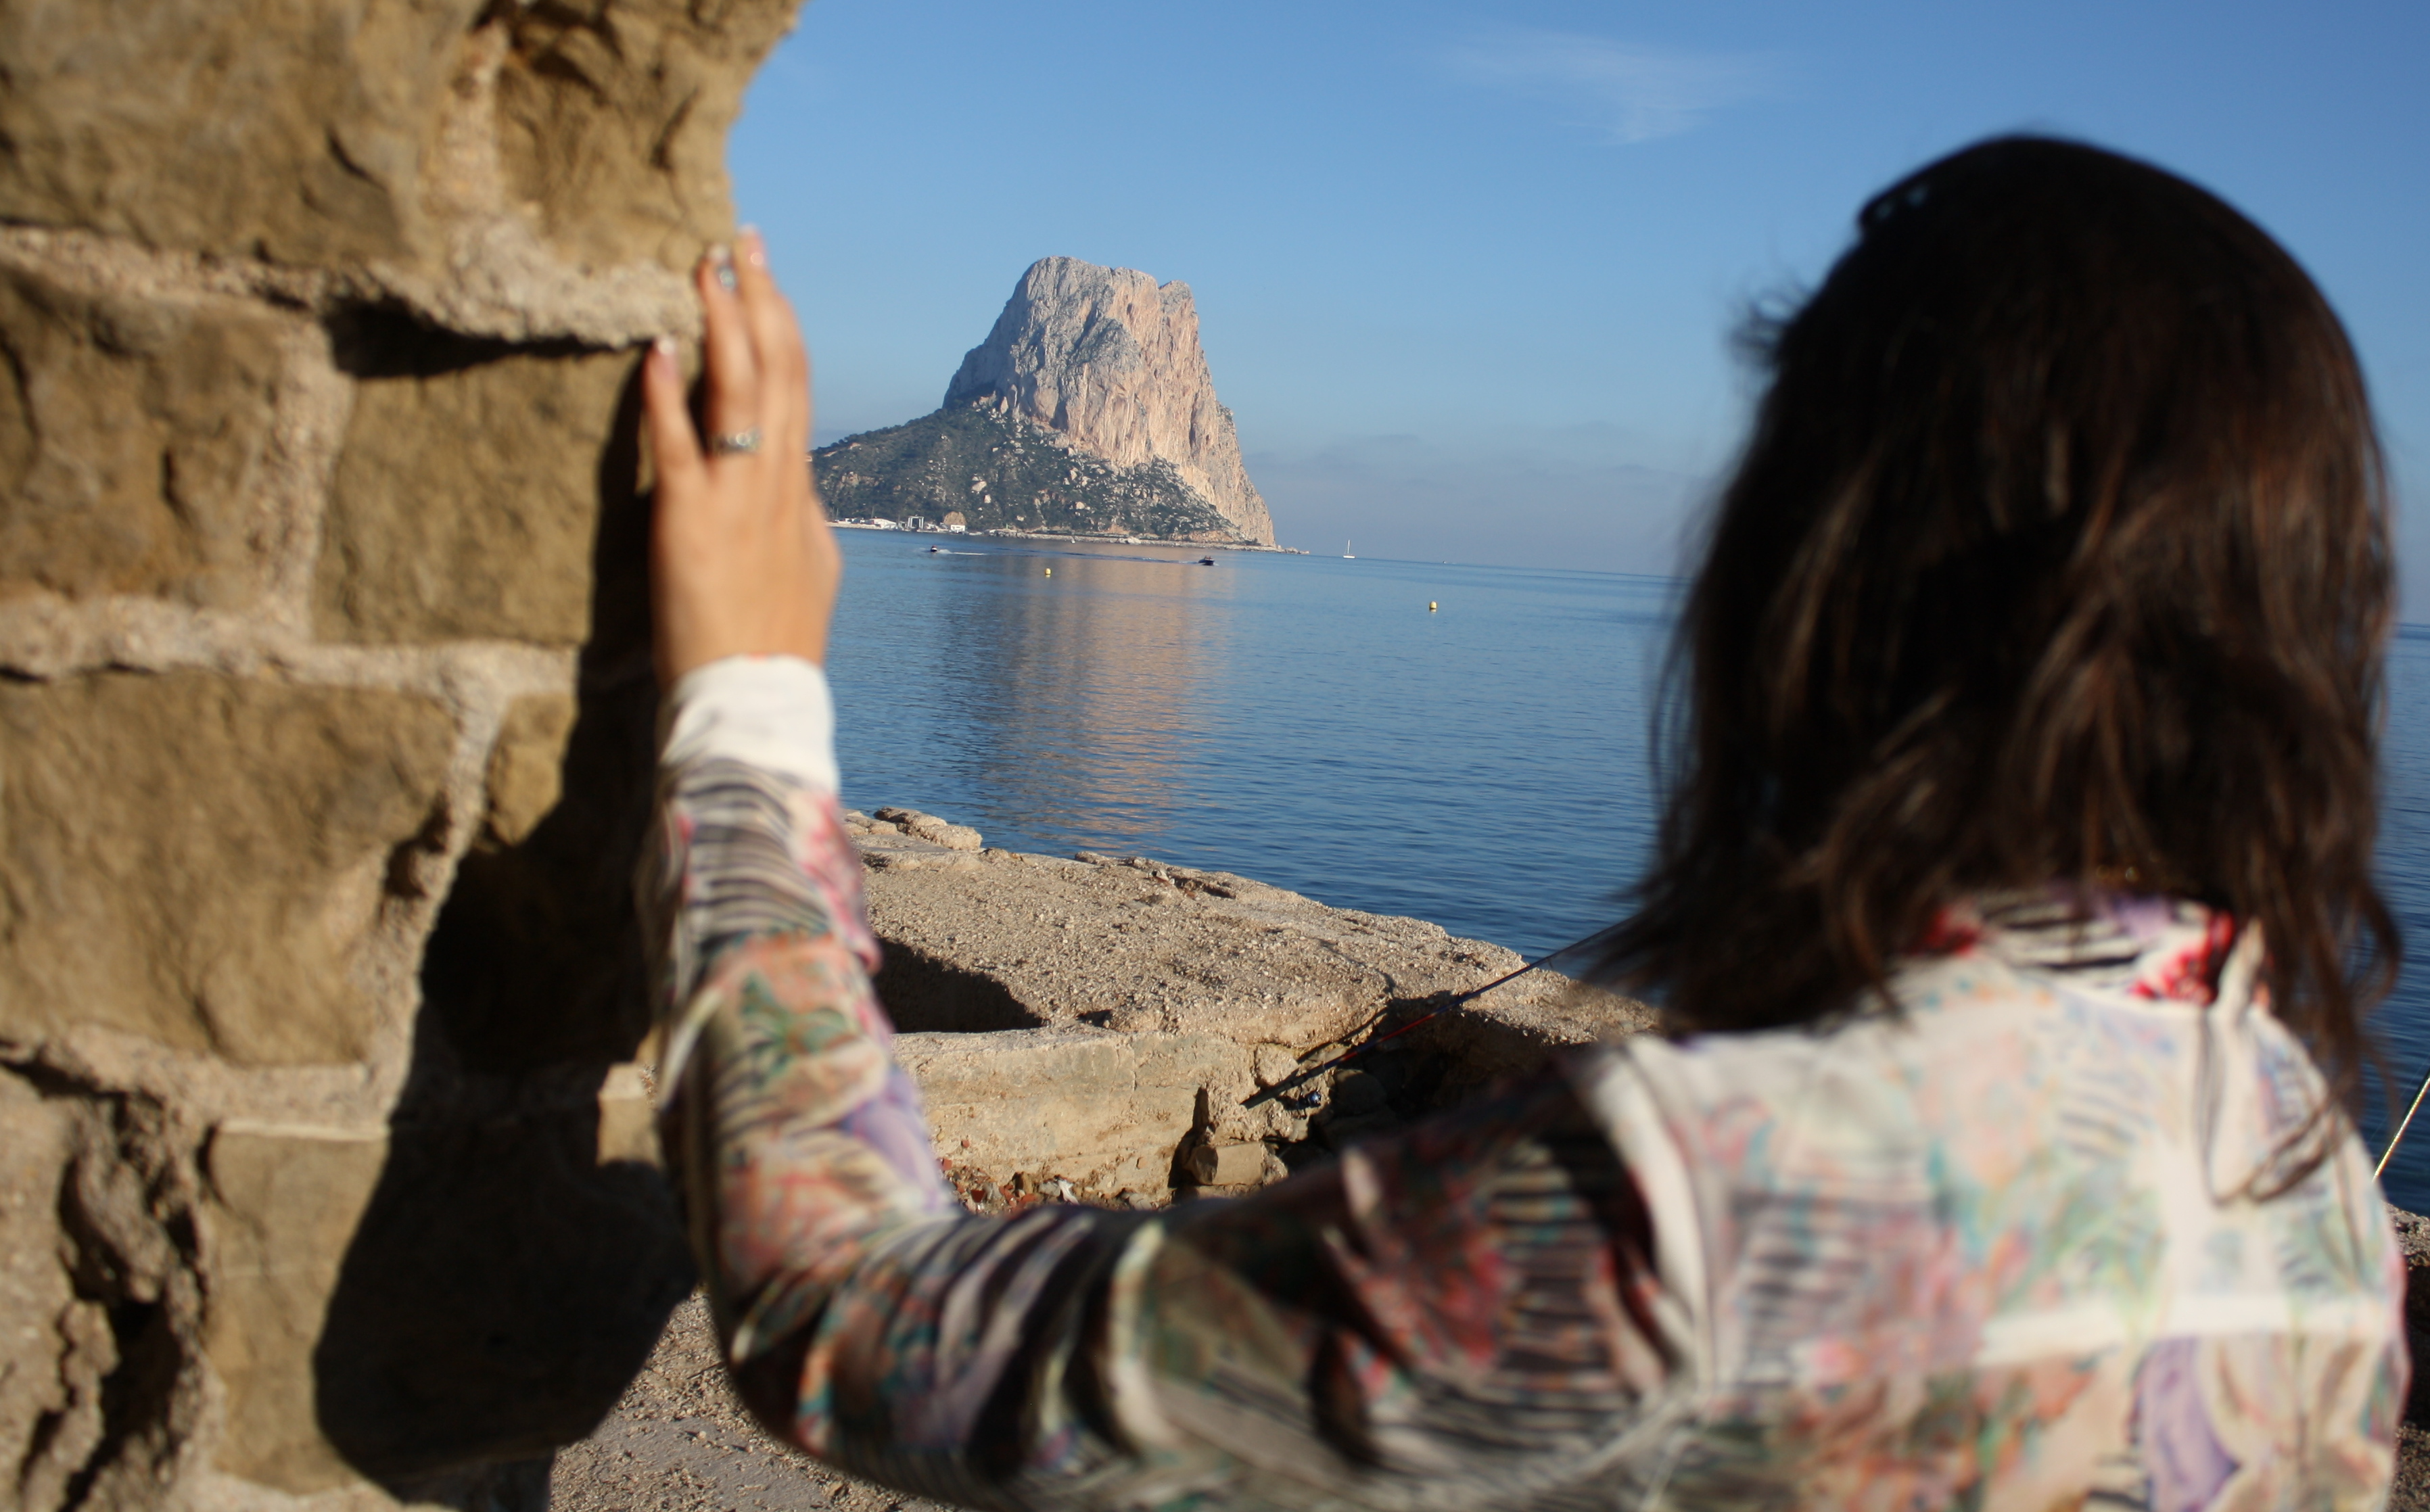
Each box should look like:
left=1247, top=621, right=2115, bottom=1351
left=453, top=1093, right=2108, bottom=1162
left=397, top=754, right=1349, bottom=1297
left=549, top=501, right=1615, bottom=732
left=813, top=406, right=1242, bottom=541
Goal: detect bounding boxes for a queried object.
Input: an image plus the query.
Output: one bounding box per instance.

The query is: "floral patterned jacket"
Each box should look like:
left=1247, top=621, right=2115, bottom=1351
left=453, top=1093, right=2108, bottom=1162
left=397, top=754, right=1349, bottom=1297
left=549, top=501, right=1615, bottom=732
left=639, top=657, right=2405, bottom=1512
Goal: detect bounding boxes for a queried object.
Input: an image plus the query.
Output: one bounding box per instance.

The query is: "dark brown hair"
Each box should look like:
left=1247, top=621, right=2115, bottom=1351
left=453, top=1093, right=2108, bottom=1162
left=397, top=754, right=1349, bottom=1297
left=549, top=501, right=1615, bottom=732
left=1604, top=137, right=2396, bottom=1095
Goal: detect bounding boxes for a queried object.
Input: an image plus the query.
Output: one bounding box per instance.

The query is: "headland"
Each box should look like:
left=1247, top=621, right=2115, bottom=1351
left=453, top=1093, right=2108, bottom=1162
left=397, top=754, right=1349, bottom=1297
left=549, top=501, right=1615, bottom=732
left=816, top=257, right=1279, bottom=547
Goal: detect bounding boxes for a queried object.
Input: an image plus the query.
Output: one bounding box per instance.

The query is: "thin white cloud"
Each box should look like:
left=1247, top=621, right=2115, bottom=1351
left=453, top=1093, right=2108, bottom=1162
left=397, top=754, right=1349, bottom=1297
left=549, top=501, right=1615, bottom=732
left=1449, top=30, right=1777, bottom=144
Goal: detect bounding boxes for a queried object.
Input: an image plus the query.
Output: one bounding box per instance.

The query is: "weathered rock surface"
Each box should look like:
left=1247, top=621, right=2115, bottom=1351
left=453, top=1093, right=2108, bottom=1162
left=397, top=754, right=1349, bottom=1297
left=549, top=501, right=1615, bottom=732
left=899, top=1029, right=1240, bottom=1195
left=0, top=1070, right=206, bottom=1512
left=869, top=846, right=1562, bottom=1046
left=0, top=0, right=800, bottom=1505
left=816, top=257, right=1276, bottom=545
left=843, top=811, right=1655, bottom=1198
left=203, top=1125, right=391, bottom=1492
left=0, top=265, right=286, bottom=609
left=315, top=339, right=640, bottom=644
left=0, top=0, right=797, bottom=336
left=871, top=805, right=983, bottom=851
left=0, top=674, right=457, bottom=1064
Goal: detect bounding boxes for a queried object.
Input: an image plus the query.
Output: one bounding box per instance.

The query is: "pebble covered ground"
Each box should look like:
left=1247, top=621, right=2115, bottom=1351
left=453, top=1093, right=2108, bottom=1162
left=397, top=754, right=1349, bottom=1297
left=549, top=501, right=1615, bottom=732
left=548, top=1293, right=950, bottom=1512
left=2389, top=1208, right=2430, bottom=1508
left=549, top=1172, right=1138, bottom=1512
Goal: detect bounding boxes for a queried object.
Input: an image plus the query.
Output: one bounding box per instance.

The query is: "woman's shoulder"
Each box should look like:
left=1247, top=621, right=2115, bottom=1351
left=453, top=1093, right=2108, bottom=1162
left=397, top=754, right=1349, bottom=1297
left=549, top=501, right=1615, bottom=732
left=1562, top=892, right=2396, bottom=1416
left=1564, top=890, right=2320, bottom=1222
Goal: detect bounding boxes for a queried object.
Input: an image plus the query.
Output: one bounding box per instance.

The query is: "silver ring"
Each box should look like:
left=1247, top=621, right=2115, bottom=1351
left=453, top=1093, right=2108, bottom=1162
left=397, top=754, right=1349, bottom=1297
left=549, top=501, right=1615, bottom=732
left=709, top=427, right=762, bottom=456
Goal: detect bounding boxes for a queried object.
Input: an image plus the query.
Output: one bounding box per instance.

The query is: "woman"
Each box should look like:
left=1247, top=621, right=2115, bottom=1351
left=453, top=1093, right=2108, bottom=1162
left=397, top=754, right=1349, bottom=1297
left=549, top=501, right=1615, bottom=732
left=637, top=137, right=2406, bottom=1509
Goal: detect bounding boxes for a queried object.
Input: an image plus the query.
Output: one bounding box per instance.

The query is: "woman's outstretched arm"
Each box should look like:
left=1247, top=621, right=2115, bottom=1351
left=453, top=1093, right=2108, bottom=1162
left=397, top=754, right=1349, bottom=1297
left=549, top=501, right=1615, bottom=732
left=636, top=237, right=1685, bottom=1511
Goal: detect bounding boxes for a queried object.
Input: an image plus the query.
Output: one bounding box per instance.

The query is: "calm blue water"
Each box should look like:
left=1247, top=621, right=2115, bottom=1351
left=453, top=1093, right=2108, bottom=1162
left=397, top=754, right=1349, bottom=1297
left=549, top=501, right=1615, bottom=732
left=826, top=530, right=2430, bottom=1210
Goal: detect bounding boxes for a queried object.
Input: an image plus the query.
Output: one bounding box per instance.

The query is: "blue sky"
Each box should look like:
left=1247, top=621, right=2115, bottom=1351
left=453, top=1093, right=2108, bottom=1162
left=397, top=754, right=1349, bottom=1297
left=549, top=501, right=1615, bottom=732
left=731, top=1, right=2430, bottom=607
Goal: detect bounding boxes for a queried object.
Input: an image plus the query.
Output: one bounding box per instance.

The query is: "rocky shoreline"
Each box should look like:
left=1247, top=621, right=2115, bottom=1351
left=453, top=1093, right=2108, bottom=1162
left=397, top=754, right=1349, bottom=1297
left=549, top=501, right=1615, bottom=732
left=552, top=809, right=2430, bottom=1507
left=971, top=529, right=1311, bottom=554
left=847, top=804, right=1654, bottom=1203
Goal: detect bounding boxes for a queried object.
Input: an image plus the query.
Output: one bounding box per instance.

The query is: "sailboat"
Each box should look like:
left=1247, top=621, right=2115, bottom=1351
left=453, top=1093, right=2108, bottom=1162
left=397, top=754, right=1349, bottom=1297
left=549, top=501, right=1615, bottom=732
left=1342, top=539, right=1356, bottom=559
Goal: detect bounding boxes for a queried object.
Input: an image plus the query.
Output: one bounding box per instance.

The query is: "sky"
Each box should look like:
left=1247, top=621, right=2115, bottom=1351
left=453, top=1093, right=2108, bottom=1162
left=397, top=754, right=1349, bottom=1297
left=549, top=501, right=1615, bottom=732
left=730, top=1, right=2430, bottom=608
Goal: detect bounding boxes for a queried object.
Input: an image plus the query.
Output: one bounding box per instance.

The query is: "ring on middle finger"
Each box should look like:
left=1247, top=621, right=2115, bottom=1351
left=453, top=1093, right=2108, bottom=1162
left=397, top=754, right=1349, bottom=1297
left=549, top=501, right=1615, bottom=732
left=710, top=427, right=762, bottom=457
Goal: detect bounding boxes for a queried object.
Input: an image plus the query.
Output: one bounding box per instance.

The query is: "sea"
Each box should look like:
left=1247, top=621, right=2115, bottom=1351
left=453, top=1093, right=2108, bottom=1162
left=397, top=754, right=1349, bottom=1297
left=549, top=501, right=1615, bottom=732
left=824, top=528, right=2430, bottom=1212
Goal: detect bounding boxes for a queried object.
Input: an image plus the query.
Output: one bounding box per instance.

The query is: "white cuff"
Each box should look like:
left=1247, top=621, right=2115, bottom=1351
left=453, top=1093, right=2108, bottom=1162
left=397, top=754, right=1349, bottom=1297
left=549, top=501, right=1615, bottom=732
left=658, top=655, right=839, bottom=794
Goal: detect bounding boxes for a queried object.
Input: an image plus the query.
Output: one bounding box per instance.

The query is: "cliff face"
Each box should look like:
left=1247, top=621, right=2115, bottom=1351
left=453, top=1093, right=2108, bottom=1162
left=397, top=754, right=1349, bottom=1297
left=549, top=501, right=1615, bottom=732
left=941, top=258, right=1274, bottom=545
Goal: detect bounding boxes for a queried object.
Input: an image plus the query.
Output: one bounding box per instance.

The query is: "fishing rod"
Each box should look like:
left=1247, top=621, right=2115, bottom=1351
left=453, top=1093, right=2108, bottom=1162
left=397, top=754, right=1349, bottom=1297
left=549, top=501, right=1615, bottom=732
left=1242, top=925, right=1616, bottom=1110
left=2377, top=1062, right=2430, bottom=1180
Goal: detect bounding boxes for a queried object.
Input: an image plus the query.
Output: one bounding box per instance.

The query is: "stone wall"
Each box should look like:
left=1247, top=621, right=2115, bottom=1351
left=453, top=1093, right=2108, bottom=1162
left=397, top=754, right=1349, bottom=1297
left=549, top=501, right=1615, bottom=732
left=0, top=2, right=802, bottom=1507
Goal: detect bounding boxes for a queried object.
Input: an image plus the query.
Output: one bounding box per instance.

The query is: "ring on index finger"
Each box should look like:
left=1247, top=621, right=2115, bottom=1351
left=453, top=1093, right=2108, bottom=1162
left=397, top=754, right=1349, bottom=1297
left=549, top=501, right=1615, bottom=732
left=709, top=427, right=762, bottom=457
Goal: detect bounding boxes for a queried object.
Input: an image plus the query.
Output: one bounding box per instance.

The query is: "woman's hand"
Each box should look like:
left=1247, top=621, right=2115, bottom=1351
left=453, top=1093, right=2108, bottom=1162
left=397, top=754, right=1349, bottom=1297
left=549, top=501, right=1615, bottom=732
left=643, top=230, right=841, bottom=688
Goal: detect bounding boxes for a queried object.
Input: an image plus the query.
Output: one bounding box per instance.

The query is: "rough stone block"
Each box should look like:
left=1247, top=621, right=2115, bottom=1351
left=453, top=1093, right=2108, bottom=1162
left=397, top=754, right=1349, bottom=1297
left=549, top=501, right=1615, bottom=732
left=0, top=1073, right=208, bottom=1512
left=1185, top=1142, right=1270, bottom=1187
left=0, top=0, right=472, bottom=264
left=492, top=0, right=804, bottom=268
left=873, top=807, right=983, bottom=851
left=0, top=267, right=285, bottom=607
left=596, top=1062, right=661, bottom=1166
left=202, top=1123, right=390, bottom=1493
left=866, top=847, right=1564, bottom=1048
left=484, top=692, right=577, bottom=845
left=858, top=828, right=985, bottom=872
left=312, top=1093, right=693, bottom=1481
left=0, top=673, right=457, bottom=1064
left=0, top=1072, right=92, bottom=1512
left=316, top=339, right=636, bottom=644
left=896, top=1028, right=1248, bottom=1188
left=418, top=674, right=661, bottom=1074
left=192, top=1097, right=691, bottom=1493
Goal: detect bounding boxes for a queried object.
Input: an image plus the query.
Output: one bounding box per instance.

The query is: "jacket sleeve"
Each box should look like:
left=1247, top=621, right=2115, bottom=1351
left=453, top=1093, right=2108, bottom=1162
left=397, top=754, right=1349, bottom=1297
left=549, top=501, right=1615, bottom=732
left=638, top=659, right=1686, bottom=1512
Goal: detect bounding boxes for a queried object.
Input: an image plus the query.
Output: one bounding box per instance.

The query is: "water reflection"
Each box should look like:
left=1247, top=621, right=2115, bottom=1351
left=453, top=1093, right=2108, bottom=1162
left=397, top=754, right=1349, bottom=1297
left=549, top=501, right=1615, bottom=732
left=966, top=548, right=1227, bottom=845
left=830, top=540, right=1239, bottom=853
left=826, top=532, right=1670, bottom=966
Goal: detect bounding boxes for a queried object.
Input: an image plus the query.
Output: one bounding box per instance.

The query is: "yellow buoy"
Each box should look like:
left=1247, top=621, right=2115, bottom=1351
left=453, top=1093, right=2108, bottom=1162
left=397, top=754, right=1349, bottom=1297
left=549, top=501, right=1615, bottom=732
left=1428, top=601, right=1438, bottom=612
left=1044, top=567, right=1052, bottom=576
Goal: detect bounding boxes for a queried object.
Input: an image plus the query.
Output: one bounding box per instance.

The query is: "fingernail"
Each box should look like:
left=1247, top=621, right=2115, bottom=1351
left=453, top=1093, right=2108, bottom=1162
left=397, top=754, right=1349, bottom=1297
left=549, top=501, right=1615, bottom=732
left=709, top=245, right=737, bottom=292
left=741, top=226, right=768, bottom=268
left=653, top=333, right=677, bottom=362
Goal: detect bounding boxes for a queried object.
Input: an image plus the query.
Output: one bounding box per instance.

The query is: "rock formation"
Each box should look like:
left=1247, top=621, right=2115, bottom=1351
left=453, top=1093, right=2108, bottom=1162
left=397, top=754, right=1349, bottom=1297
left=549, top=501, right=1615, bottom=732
left=0, top=3, right=798, bottom=1507
left=815, top=258, right=1277, bottom=544
left=947, top=259, right=1274, bottom=542
left=844, top=809, right=1654, bottom=1196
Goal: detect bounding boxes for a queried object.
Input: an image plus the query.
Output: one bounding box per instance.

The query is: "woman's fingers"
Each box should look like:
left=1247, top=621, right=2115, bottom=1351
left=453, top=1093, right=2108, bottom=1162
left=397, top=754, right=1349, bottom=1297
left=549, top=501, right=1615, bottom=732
left=643, top=333, right=711, bottom=689
left=642, top=335, right=705, bottom=497
left=733, top=229, right=812, bottom=459
left=696, top=246, right=764, bottom=456
left=647, top=231, right=838, bottom=688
